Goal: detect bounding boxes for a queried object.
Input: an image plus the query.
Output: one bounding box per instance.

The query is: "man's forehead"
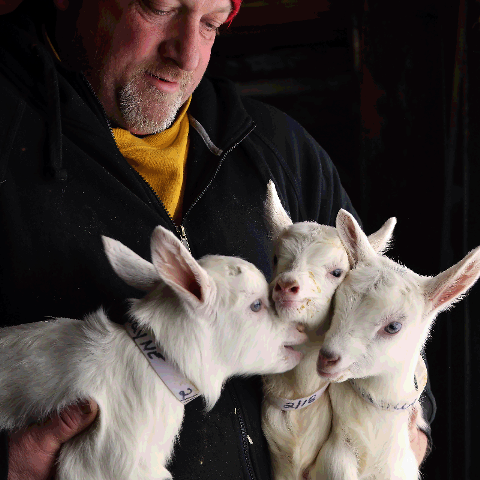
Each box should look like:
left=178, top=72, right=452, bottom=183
left=150, top=0, right=233, bottom=13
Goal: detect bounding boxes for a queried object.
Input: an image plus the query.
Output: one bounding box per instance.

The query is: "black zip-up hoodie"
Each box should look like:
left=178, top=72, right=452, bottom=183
left=0, top=4, right=435, bottom=479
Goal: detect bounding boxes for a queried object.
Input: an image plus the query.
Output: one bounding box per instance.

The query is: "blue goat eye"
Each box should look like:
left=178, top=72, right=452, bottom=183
left=384, top=322, right=402, bottom=334
left=330, top=269, right=343, bottom=278
left=250, top=299, right=263, bottom=312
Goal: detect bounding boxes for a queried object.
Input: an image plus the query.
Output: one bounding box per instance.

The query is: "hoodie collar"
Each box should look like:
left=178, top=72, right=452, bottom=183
left=189, top=75, right=254, bottom=153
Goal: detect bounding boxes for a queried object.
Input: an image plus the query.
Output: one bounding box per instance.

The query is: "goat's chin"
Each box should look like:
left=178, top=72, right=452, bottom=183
left=278, top=346, right=303, bottom=372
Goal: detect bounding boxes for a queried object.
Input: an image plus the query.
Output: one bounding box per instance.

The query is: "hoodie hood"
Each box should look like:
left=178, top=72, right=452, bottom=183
left=0, top=4, right=115, bottom=181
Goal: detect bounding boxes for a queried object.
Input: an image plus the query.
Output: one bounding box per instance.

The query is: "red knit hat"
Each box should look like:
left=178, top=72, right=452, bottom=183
left=225, top=0, right=242, bottom=25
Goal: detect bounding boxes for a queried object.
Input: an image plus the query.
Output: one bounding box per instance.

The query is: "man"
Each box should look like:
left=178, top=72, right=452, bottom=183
left=0, top=1, right=433, bottom=478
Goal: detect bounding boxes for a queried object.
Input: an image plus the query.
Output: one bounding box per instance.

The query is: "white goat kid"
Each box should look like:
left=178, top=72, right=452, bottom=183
left=315, top=209, right=480, bottom=480
left=0, top=225, right=307, bottom=480
left=261, top=181, right=396, bottom=480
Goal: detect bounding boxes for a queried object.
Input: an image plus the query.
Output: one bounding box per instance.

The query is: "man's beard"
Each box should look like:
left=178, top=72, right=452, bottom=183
left=118, top=70, right=192, bottom=135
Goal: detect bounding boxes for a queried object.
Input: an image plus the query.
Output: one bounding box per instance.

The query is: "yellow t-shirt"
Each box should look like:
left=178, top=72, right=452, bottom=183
left=113, top=97, right=191, bottom=222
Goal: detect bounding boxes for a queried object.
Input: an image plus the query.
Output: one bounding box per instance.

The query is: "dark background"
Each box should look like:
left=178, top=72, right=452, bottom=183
left=209, top=1, right=480, bottom=479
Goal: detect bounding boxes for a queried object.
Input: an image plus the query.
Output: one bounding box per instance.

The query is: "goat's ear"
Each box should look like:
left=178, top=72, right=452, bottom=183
left=102, top=236, right=160, bottom=292
left=264, top=180, right=293, bottom=241
left=336, top=209, right=377, bottom=267
left=149, top=226, right=212, bottom=307
left=367, top=217, right=397, bottom=254
left=424, top=246, right=480, bottom=315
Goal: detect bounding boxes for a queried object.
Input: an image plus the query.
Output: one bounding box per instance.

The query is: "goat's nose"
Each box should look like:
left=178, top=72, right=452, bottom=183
left=318, top=348, right=341, bottom=368
left=275, top=279, right=300, bottom=295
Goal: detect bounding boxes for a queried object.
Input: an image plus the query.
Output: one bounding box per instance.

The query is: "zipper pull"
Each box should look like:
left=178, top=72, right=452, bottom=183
left=178, top=225, right=191, bottom=253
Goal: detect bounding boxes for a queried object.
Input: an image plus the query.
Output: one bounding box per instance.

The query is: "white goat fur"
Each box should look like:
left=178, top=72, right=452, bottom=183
left=0, top=226, right=307, bottom=480
left=261, top=181, right=396, bottom=480
left=314, top=210, right=480, bottom=480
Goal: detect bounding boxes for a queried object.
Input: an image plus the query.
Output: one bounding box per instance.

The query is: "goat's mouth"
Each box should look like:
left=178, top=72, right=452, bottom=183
left=282, top=344, right=303, bottom=362
left=276, top=299, right=304, bottom=309
left=283, top=338, right=305, bottom=349
left=317, top=368, right=350, bottom=383
left=317, top=369, right=341, bottom=380
left=275, top=298, right=314, bottom=316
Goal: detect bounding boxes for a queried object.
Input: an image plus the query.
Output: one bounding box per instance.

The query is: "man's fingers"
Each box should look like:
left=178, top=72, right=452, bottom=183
left=410, top=428, right=429, bottom=466
left=53, top=400, right=99, bottom=445
left=8, top=400, right=99, bottom=480
left=28, top=400, right=98, bottom=454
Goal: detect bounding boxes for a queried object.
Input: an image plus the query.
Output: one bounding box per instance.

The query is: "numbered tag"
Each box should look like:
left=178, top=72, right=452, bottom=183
left=271, top=384, right=329, bottom=411
left=125, top=322, right=200, bottom=405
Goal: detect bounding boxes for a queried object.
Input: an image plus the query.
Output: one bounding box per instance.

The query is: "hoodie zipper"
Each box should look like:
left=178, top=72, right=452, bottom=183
left=229, top=383, right=257, bottom=480
left=82, top=76, right=191, bottom=250
left=182, top=123, right=256, bottom=221
left=82, top=76, right=256, bottom=254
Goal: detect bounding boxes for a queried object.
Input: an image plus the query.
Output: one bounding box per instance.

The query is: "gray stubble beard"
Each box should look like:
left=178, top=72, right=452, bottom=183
left=118, top=75, right=188, bottom=135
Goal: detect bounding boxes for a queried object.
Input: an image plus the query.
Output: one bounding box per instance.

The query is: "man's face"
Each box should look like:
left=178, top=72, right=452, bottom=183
left=56, top=0, right=232, bottom=134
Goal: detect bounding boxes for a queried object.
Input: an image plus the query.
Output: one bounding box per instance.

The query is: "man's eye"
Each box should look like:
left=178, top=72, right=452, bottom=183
left=141, top=0, right=172, bottom=16
left=250, top=299, right=263, bottom=312
left=202, top=21, right=221, bottom=36
left=205, top=22, right=217, bottom=31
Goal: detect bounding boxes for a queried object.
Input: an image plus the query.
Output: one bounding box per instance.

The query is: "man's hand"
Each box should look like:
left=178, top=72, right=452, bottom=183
left=409, top=407, right=429, bottom=466
left=410, top=426, right=429, bottom=466
left=8, top=400, right=98, bottom=480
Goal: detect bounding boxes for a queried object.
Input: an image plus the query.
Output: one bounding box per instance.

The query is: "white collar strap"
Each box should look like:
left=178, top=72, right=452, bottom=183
left=125, top=321, right=200, bottom=405
left=269, top=383, right=329, bottom=411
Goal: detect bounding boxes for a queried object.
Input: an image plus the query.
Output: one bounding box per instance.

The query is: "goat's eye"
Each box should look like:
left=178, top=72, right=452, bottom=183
left=250, top=299, right=263, bottom=312
left=330, top=268, right=343, bottom=278
left=273, top=255, right=278, bottom=266
left=384, top=322, right=402, bottom=334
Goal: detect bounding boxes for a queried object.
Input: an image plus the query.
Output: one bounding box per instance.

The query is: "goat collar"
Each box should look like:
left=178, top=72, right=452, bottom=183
left=348, top=379, right=419, bottom=411
left=269, top=383, right=329, bottom=411
left=125, top=321, right=200, bottom=405
left=349, top=357, right=428, bottom=412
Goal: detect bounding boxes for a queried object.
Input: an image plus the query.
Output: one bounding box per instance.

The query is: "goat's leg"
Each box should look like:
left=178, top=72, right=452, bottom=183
left=267, top=432, right=305, bottom=480
left=376, top=431, right=419, bottom=480
left=271, top=454, right=301, bottom=480
left=387, top=453, right=419, bottom=480
left=309, top=428, right=359, bottom=480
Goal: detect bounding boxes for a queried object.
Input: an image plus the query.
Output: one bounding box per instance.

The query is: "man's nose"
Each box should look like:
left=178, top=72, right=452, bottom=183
left=162, top=18, right=201, bottom=72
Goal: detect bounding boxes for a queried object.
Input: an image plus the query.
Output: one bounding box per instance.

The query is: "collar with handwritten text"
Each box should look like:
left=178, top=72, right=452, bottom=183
left=269, top=383, right=329, bottom=411
left=125, top=321, right=200, bottom=405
